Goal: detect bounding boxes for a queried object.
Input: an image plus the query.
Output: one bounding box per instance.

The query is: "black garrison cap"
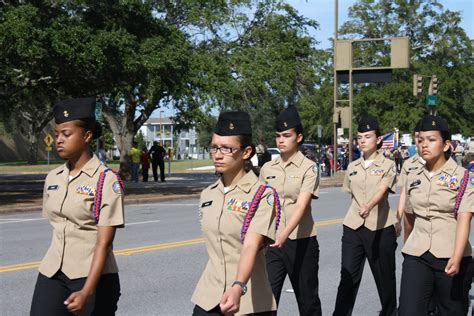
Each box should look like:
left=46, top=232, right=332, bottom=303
left=214, top=111, right=252, bottom=136
left=276, top=107, right=302, bottom=132
left=414, top=119, right=423, bottom=132
left=357, top=116, right=380, bottom=133
left=419, top=115, right=449, bottom=133
left=54, top=97, right=96, bottom=124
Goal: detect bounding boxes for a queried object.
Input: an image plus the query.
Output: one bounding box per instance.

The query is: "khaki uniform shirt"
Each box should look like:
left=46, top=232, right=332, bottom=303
left=342, top=151, right=398, bottom=231
left=398, top=153, right=424, bottom=188
left=402, top=158, right=473, bottom=258
left=192, top=171, right=277, bottom=314
left=259, top=151, right=319, bottom=240
left=39, top=155, right=125, bottom=279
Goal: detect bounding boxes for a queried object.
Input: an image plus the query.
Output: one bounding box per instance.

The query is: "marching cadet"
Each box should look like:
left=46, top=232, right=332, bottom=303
left=30, top=97, right=124, bottom=315
left=333, top=116, right=398, bottom=316
left=260, top=107, right=322, bottom=316
left=398, top=115, right=473, bottom=316
left=192, top=111, right=278, bottom=316
left=396, top=120, right=424, bottom=241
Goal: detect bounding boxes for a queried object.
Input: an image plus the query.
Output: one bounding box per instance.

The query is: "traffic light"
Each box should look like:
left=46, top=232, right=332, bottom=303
left=413, top=74, right=423, bottom=96
left=428, top=75, right=438, bottom=95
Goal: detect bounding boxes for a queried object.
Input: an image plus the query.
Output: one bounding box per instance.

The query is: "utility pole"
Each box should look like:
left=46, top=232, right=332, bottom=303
left=333, top=0, right=338, bottom=176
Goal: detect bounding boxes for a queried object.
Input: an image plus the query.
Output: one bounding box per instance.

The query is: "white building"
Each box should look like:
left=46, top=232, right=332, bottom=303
left=139, top=117, right=205, bottom=159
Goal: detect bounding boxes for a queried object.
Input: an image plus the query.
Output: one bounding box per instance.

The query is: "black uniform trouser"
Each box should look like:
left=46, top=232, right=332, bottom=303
left=398, top=252, right=472, bottom=316
left=30, top=271, right=120, bottom=316
left=333, top=225, right=397, bottom=316
left=192, top=304, right=276, bottom=316
left=266, top=236, right=322, bottom=316
left=152, top=160, right=165, bottom=181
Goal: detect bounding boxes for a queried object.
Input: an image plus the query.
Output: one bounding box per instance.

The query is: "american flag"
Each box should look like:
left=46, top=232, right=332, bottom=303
left=382, top=132, right=397, bottom=149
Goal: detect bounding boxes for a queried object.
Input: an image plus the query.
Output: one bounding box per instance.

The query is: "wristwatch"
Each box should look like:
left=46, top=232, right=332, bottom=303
left=232, top=281, right=247, bottom=295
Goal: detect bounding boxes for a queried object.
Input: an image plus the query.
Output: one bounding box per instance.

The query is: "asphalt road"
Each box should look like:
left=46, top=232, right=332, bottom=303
left=1, top=188, right=472, bottom=315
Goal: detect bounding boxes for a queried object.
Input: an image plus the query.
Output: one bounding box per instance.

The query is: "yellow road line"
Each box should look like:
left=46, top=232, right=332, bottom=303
left=0, top=217, right=343, bottom=273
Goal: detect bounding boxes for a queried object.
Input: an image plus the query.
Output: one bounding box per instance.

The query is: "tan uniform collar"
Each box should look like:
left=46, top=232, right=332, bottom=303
left=272, top=150, right=305, bottom=168
left=211, top=170, right=259, bottom=194
left=55, top=154, right=101, bottom=178
left=354, top=150, right=385, bottom=167
left=419, top=157, right=458, bottom=177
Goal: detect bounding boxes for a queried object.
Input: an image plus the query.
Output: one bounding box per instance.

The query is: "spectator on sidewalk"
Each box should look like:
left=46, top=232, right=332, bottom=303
left=149, top=141, right=167, bottom=182
left=128, top=141, right=140, bottom=183
left=140, top=146, right=151, bottom=182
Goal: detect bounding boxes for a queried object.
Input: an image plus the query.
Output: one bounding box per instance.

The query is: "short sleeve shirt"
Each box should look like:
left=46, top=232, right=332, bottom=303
left=342, top=151, right=397, bottom=231
left=259, top=151, right=319, bottom=240
left=402, top=158, right=473, bottom=258
left=192, top=171, right=277, bottom=314
left=39, top=155, right=125, bottom=279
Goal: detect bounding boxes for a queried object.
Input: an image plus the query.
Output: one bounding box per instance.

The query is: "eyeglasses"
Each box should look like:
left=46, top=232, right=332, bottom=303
left=210, top=146, right=242, bottom=155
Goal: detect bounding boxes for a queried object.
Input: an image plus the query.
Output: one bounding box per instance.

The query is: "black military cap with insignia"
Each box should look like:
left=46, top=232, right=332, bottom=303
left=54, top=97, right=96, bottom=124
left=414, top=119, right=423, bottom=132
left=357, top=116, right=380, bottom=133
left=276, top=106, right=302, bottom=132
left=214, top=111, right=252, bottom=136
left=419, top=115, right=449, bottom=132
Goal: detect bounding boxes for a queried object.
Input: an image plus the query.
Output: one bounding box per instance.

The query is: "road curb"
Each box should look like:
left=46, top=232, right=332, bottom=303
left=0, top=183, right=342, bottom=214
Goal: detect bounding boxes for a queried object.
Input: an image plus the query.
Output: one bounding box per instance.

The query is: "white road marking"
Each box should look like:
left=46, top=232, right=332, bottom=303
left=127, top=219, right=161, bottom=226
left=0, top=218, right=45, bottom=224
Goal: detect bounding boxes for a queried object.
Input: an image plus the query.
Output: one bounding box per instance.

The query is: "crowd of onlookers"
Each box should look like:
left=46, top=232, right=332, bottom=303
left=301, top=137, right=474, bottom=177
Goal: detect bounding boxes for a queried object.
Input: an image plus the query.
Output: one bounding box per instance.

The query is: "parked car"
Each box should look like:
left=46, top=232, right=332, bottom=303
left=250, top=147, right=280, bottom=167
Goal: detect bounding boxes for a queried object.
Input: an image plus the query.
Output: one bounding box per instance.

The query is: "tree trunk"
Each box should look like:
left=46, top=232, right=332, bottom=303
left=27, top=132, right=38, bottom=165
left=103, top=111, right=134, bottom=180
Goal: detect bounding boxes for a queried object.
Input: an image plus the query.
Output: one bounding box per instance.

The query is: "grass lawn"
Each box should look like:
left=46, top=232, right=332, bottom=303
left=0, top=159, right=214, bottom=174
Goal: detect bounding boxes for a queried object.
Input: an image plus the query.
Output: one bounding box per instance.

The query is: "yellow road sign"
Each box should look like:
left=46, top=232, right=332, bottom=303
left=44, top=133, right=54, bottom=147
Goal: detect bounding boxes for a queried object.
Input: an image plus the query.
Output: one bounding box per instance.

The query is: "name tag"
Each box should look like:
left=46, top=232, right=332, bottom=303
left=409, top=179, right=421, bottom=188
left=47, top=185, right=59, bottom=191
left=266, top=176, right=276, bottom=179
left=408, top=167, right=419, bottom=171
left=201, top=201, right=213, bottom=208
left=349, top=171, right=357, bottom=176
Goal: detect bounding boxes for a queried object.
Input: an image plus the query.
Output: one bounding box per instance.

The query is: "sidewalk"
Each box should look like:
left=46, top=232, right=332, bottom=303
left=0, top=171, right=345, bottom=213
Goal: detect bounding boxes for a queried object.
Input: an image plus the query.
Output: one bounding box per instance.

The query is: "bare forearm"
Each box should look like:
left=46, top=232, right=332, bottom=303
left=282, top=192, right=312, bottom=237
left=82, top=227, right=116, bottom=295
left=452, top=213, right=472, bottom=259
left=403, top=213, right=415, bottom=242
left=367, top=185, right=389, bottom=210
left=396, top=189, right=406, bottom=221
left=235, top=233, right=264, bottom=283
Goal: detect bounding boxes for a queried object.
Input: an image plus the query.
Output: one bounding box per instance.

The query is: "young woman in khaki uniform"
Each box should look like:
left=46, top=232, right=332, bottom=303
left=333, top=116, right=398, bottom=316
left=30, top=98, right=124, bottom=315
left=192, top=111, right=277, bottom=316
left=260, top=107, right=321, bottom=316
left=396, top=120, right=425, bottom=241
left=399, top=115, right=473, bottom=316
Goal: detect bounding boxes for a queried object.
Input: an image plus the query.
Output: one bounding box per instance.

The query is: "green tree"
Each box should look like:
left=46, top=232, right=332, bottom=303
left=337, top=0, right=474, bottom=136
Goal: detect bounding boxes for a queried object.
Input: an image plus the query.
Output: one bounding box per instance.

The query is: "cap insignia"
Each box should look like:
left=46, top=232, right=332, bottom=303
left=229, top=123, right=234, bottom=130
left=432, top=120, right=436, bottom=126
left=63, top=111, right=69, bottom=118
left=284, top=122, right=288, bottom=127
left=366, top=124, right=370, bottom=129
